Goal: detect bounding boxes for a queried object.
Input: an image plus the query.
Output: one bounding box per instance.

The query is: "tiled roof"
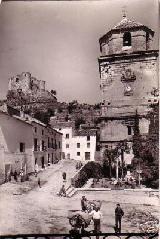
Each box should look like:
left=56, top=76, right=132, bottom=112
left=50, top=120, right=75, bottom=128
left=99, top=16, right=154, bottom=43
left=75, top=129, right=97, bottom=137
left=113, top=16, right=143, bottom=30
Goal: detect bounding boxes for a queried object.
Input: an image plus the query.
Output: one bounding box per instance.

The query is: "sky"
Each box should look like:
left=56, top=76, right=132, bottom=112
left=0, top=0, right=159, bottom=104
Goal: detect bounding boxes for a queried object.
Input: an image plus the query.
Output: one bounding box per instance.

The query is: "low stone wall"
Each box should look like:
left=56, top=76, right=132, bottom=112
left=72, top=188, right=159, bottom=206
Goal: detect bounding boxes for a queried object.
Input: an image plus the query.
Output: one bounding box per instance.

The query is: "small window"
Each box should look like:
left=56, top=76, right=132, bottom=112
left=127, top=126, right=132, bottom=135
left=42, top=140, right=45, bottom=151
left=48, top=154, right=50, bottom=164
left=77, top=152, right=80, bottom=156
left=42, top=129, right=44, bottom=135
left=20, top=142, right=25, bottom=152
left=66, top=144, right=69, bottom=148
left=16, top=77, right=19, bottom=83
left=77, top=143, right=80, bottom=148
left=85, top=152, right=90, bottom=160
left=66, top=134, right=69, bottom=139
left=48, top=137, right=50, bottom=148
left=51, top=138, right=54, bottom=148
left=55, top=139, right=57, bottom=149
left=123, top=32, right=131, bottom=47
left=87, top=135, right=90, bottom=141
left=87, top=142, right=90, bottom=148
left=34, top=127, right=37, bottom=133
left=34, top=138, right=38, bottom=151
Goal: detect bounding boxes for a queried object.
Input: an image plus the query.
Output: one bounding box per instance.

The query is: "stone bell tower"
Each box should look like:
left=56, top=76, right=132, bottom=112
left=98, top=13, right=159, bottom=165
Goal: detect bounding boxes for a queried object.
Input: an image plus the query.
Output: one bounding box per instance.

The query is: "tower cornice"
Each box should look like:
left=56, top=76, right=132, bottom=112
left=98, top=50, right=159, bottom=63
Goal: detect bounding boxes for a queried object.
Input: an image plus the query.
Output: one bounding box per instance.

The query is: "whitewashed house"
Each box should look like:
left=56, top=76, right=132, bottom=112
left=0, top=109, right=62, bottom=184
left=53, top=122, right=97, bottom=161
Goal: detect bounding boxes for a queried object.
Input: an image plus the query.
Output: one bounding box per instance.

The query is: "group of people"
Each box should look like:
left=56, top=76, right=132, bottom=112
left=5, top=169, right=25, bottom=182
left=81, top=196, right=124, bottom=236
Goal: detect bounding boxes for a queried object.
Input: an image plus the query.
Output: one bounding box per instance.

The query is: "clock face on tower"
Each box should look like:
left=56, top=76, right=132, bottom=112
left=124, top=83, right=133, bottom=96
left=126, top=85, right=131, bottom=92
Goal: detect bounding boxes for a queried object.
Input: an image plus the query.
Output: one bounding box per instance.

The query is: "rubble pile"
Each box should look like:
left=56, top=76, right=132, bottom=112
left=126, top=208, right=159, bottom=233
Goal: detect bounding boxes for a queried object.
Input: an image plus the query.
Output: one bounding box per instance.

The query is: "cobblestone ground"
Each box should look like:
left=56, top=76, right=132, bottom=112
left=0, top=160, right=158, bottom=236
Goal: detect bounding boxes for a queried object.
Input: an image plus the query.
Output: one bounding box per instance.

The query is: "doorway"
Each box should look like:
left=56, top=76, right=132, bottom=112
left=85, top=152, right=90, bottom=160
left=41, top=156, right=44, bottom=168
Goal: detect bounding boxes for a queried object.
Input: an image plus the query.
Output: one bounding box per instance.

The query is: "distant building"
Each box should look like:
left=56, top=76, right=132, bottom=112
left=0, top=107, right=62, bottom=184
left=52, top=121, right=97, bottom=161
left=8, top=72, right=45, bottom=94
left=98, top=14, right=159, bottom=165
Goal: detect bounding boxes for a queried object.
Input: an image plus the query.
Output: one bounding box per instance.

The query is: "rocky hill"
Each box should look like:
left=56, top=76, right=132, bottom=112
left=1, top=72, right=101, bottom=125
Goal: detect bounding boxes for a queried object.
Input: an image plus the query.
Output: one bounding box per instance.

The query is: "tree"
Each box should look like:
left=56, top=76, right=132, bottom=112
left=132, top=110, right=142, bottom=158
left=132, top=105, right=159, bottom=188
left=93, top=103, right=101, bottom=110
left=58, top=107, right=63, bottom=113
left=75, top=117, right=86, bottom=129
left=34, top=111, right=50, bottom=125
left=47, top=108, right=55, bottom=117
left=67, top=100, right=78, bottom=114
left=51, top=90, right=57, bottom=96
left=103, top=148, right=118, bottom=178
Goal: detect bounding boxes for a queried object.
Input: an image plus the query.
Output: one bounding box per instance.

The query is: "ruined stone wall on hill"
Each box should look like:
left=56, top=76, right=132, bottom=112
left=6, top=72, right=58, bottom=116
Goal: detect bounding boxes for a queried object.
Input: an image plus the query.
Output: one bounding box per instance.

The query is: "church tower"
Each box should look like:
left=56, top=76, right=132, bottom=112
left=98, top=14, right=159, bottom=165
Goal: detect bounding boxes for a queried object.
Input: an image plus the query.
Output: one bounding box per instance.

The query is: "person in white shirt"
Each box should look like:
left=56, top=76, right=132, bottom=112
left=90, top=207, right=102, bottom=239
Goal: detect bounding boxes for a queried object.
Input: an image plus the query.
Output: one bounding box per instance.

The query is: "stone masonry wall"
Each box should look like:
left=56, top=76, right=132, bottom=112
left=8, top=72, right=46, bottom=94
left=100, top=56, right=158, bottom=112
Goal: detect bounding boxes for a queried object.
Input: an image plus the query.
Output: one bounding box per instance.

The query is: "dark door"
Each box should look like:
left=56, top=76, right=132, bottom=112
left=41, top=157, right=44, bottom=168
left=85, top=152, right=90, bottom=160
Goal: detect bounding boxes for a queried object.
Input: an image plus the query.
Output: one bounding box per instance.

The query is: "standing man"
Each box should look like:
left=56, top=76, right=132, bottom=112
left=58, top=184, right=66, bottom=197
left=90, top=207, right=102, bottom=239
left=115, top=203, right=124, bottom=233
left=14, top=170, right=18, bottom=182
left=81, top=196, right=87, bottom=212
left=38, top=177, right=41, bottom=188
left=62, top=172, right=66, bottom=182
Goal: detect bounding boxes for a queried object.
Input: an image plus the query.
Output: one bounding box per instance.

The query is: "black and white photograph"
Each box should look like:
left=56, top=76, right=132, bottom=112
left=0, top=0, right=159, bottom=238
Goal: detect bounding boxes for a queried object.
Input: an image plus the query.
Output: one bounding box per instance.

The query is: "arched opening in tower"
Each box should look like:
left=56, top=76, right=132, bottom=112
left=123, top=32, right=131, bottom=46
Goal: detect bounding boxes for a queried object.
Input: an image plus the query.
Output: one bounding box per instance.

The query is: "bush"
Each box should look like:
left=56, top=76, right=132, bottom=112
left=73, top=161, right=103, bottom=188
left=150, top=179, right=159, bottom=189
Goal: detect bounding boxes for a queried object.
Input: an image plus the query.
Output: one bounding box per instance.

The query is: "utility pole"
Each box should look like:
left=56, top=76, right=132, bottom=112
left=121, top=147, right=124, bottom=179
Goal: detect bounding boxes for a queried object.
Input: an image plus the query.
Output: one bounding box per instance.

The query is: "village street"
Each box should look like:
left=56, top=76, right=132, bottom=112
left=0, top=160, right=159, bottom=236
